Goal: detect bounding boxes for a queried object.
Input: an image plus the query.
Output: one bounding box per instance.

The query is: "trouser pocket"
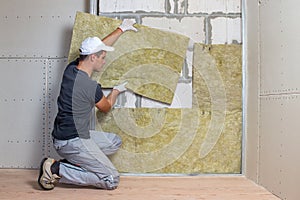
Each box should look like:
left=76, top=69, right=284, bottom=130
left=53, top=138, right=80, bottom=155
left=53, top=139, right=68, bottom=150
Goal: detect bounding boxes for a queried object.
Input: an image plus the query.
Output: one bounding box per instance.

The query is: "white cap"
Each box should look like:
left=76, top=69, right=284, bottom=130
left=79, top=37, right=114, bottom=55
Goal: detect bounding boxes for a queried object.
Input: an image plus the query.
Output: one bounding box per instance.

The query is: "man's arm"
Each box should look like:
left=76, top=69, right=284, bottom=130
left=95, top=89, right=120, bottom=113
left=102, top=28, right=123, bottom=46
left=95, top=20, right=137, bottom=113
left=95, top=82, right=127, bottom=113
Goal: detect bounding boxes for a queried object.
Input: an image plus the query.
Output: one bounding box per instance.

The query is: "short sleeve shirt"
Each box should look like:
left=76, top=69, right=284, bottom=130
left=52, top=60, right=103, bottom=140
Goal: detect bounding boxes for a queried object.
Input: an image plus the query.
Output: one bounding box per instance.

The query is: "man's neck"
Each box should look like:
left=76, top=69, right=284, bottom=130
left=77, top=62, right=92, bottom=77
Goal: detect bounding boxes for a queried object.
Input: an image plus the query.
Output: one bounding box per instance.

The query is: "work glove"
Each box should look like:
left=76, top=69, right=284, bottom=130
left=118, top=19, right=138, bottom=32
left=113, top=81, right=128, bottom=93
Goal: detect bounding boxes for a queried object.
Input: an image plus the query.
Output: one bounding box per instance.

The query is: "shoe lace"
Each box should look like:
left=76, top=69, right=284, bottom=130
left=49, top=174, right=61, bottom=184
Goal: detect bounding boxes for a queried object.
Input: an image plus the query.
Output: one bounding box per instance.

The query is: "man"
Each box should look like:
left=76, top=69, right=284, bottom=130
left=38, top=19, right=137, bottom=190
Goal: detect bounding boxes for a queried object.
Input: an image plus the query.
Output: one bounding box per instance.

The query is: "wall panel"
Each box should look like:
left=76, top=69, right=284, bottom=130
left=0, top=15, right=74, bottom=58
left=279, top=96, right=300, bottom=199
left=0, top=0, right=87, bottom=58
left=259, top=96, right=285, bottom=196
left=259, top=95, right=300, bottom=199
left=258, top=0, right=300, bottom=199
left=46, top=59, right=68, bottom=160
left=260, top=0, right=300, bottom=95
left=0, top=59, right=47, bottom=168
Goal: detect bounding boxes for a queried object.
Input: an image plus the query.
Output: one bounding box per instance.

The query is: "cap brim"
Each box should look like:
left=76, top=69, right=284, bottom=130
left=102, top=46, right=114, bottom=52
left=79, top=45, right=114, bottom=55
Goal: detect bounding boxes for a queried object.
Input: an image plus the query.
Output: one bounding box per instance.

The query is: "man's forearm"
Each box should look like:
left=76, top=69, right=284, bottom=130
left=102, top=28, right=123, bottom=46
left=106, top=89, right=120, bottom=107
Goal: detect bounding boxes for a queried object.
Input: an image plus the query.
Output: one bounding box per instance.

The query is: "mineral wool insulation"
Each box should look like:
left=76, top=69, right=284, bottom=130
left=68, top=12, right=242, bottom=174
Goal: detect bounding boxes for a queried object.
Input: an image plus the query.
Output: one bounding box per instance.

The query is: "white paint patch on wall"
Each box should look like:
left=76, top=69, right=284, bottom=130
left=185, top=44, right=194, bottom=77
left=141, top=82, right=193, bottom=108
left=99, top=0, right=165, bottom=13
left=210, top=17, right=241, bottom=44
left=105, top=83, right=193, bottom=108
left=188, top=0, right=241, bottom=14
left=142, top=17, right=205, bottom=43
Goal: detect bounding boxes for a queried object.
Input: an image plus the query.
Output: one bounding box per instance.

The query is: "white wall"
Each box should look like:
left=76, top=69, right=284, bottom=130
left=245, top=0, right=300, bottom=199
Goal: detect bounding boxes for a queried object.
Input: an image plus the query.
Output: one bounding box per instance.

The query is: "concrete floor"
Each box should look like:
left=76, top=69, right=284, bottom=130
left=0, top=169, right=279, bottom=200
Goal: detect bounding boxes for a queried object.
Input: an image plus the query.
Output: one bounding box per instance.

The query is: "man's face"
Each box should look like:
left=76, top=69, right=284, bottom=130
left=93, top=51, right=107, bottom=72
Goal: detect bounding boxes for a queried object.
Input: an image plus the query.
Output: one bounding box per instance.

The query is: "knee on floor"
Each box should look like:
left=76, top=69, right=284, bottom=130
left=97, top=175, right=120, bottom=190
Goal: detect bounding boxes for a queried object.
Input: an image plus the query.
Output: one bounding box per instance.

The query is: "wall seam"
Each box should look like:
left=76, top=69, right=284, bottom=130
left=257, top=0, right=262, bottom=184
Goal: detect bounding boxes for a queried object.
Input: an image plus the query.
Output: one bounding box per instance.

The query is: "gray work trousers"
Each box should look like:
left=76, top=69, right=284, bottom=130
left=53, top=130, right=122, bottom=190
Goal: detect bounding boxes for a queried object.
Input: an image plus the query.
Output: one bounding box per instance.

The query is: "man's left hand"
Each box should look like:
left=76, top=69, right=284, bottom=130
left=119, top=19, right=138, bottom=32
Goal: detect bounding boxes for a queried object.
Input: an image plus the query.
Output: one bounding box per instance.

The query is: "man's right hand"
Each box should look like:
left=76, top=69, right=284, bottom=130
left=113, top=81, right=128, bottom=93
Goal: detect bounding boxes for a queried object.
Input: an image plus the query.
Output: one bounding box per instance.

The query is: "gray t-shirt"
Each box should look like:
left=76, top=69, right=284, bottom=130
left=52, top=60, right=103, bottom=140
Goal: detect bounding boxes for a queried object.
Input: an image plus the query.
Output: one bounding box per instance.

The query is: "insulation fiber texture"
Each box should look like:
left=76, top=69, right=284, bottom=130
left=96, top=43, right=242, bottom=174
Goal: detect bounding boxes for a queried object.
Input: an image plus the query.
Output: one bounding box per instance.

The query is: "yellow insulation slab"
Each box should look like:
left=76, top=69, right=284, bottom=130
left=68, top=12, right=190, bottom=104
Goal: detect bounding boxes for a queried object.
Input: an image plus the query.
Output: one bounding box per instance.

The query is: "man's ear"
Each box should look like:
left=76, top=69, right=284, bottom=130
left=90, top=54, right=96, bottom=62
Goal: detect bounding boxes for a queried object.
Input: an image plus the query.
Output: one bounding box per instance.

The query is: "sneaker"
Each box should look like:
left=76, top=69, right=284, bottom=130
left=38, top=158, right=60, bottom=190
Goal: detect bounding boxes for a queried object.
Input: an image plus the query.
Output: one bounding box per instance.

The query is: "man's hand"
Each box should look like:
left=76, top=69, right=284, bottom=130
left=118, top=19, right=138, bottom=32
left=113, top=81, right=128, bottom=93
